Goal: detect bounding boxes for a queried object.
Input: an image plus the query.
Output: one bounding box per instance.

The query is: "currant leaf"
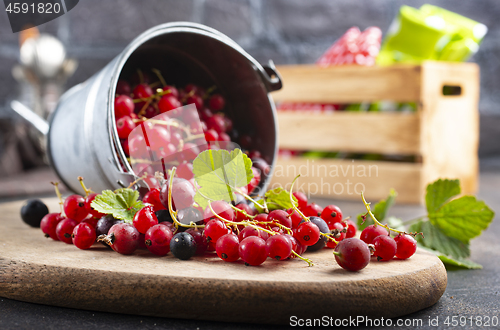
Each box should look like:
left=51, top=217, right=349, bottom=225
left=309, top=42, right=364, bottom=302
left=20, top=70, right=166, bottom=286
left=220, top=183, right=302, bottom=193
left=265, top=187, right=297, bottom=211
left=428, top=196, right=494, bottom=244
left=91, top=188, right=144, bottom=223
left=425, top=179, right=460, bottom=214
left=192, top=149, right=253, bottom=208
left=409, top=220, right=470, bottom=260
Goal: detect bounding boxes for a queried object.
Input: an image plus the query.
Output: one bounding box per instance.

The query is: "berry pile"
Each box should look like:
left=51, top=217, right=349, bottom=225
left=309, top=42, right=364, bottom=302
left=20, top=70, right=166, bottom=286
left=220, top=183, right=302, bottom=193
left=30, top=169, right=417, bottom=272
left=113, top=69, right=268, bottom=193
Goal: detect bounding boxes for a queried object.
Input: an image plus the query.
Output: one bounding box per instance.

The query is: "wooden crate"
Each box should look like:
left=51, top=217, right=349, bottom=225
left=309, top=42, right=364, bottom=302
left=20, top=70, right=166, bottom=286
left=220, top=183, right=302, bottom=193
left=270, top=62, right=479, bottom=204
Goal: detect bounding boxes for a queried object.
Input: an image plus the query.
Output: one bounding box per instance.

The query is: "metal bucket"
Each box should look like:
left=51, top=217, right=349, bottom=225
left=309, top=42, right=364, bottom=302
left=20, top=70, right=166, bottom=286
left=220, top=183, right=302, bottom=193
left=47, top=22, right=282, bottom=193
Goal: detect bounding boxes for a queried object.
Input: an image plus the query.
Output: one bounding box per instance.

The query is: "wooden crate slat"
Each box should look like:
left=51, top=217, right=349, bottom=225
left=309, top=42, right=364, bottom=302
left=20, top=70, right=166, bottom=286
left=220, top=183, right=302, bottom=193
left=269, top=157, right=422, bottom=204
left=272, top=64, right=422, bottom=103
left=277, top=112, right=420, bottom=155
left=419, top=62, right=479, bottom=196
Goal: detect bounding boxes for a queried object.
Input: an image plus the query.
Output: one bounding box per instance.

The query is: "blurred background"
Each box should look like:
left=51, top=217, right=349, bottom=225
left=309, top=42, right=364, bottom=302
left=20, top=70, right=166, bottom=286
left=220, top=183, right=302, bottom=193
left=0, top=0, right=499, bottom=196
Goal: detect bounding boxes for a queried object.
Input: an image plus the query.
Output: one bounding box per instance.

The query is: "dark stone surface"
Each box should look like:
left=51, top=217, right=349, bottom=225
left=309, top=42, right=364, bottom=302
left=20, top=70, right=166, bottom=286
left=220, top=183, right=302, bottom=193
left=0, top=171, right=498, bottom=329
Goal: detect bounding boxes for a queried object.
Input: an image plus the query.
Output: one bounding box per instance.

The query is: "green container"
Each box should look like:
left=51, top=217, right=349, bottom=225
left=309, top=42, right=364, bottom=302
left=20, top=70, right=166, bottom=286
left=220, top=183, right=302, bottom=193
left=377, top=4, right=487, bottom=65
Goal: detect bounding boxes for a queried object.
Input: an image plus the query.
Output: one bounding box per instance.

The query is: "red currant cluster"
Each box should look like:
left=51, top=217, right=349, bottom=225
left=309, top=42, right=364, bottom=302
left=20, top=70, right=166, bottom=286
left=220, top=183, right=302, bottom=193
left=317, top=26, right=382, bottom=67
left=40, top=181, right=104, bottom=250
left=361, top=225, right=417, bottom=262
left=113, top=69, right=265, bottom=189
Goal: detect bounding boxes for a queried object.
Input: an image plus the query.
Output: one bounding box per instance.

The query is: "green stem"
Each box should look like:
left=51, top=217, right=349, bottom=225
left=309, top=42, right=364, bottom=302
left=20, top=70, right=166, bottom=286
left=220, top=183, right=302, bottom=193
left=289, top=175, right=309, bottom=221
left=361, top=192, right=406, bottom=235
left=168, top=167, right=205, bottom=229
left=292, top=251, right=314, bottom=267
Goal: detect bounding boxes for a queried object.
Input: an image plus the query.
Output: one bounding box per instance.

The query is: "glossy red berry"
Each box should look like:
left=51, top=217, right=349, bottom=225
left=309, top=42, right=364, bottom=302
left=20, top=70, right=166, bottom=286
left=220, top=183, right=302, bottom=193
left=294, top=221, right=320, bottom=246
left=292, top=191, right=308, bottom=210
left=204, top=219, right=229, bottom=244
left=268, top=210, right=292, bottom=228
left=143, top=189, right=166, bottom=212
left=266, top=234, right=292, bottom=260
left=246, top=167, right=261, bottom=195
left=321, top=204, right=343, bottom=227
left=334, top=238, right=371, bottom=272
left=56, top=218, right=78, bottom=244
left=72, top=223, right=96, bottom=249
left=40, top=213, right=64, bottom=240
left=394, top=234, right=417, bottom=260
left=85, top=193, right=105, bottom=218
left=158, top=95, right=182, bottom=114
left=133, top=83, right=153, bottom=99
left=373, top=235, right=397, bottom=261
left=63, top=195, right=89, bottom=222
left=133, top=205, right=158, bottom=234
left=344, top=219, right=357, bottom=238
left=216, top=233, right=240, bottom=262
left=208, top=94, right=225, bottom=112
left=114, top=95, right=134, bottom=119
left=303, top=203, right=323, bottom=217
left=203, top=200, right=235, bottom=223
left=326, top=222, right=346, bottom=249
left=239, top=236, right=267, bottom=266
left=116, top=80, right=131, bottom=95
left=116, top=116, right=136, bottom=139
left=105, top=223, right=140, bottom=255
left=287, top=208, right=303, bottom=228
left=238, top=226, right=269, bottom=241
left=145, top=224, right=173, bottom=256
left=360, top=225, right=389, bottom=244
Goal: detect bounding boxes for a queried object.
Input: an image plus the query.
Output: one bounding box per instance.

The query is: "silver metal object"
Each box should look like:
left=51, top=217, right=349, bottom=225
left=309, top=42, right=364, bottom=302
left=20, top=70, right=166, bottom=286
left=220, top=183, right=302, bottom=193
left=48, top=22, right=282, bottom=193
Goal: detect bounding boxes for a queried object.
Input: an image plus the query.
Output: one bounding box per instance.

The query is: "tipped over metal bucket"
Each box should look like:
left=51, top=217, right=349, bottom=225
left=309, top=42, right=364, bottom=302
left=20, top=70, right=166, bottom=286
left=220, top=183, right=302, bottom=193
left=47, top=22, right=282, bottom=193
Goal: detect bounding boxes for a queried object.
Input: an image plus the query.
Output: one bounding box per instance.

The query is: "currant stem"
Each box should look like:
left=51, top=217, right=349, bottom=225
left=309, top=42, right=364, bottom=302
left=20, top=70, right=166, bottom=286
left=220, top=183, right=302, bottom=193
left=320, top=232, right=338, bottom=244
left=126, top=173, right=148, bottom=189
left=236, top=188, right=268, bottom=213
left=229, top=204, right=256, bottom=220
left=361, top=192, right=406, bottom=235
left=168, top=167, right=205, bottom=229
left=78, top=176, right=92, bottom=197
left=51, top=181, right=64, bottom=215
left=291, top=251, right=314, bottom=267
left=151, top=68, right=167, bottom=87
left=289, top=175, right=309, bottom=221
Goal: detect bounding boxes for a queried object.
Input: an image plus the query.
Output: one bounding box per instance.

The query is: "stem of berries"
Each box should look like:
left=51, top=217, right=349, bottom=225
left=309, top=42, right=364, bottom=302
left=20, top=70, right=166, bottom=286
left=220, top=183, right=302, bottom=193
left=78, top=176, right=93, bottom=197
left=51, top=181, right=64, bottom=215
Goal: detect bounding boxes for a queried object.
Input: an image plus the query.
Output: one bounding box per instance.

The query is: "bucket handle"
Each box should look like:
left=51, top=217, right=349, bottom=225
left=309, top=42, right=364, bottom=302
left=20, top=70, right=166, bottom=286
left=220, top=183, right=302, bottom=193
left=261, top=60, right=283, bottom=92
left=10, top=100, right=49, bottom=135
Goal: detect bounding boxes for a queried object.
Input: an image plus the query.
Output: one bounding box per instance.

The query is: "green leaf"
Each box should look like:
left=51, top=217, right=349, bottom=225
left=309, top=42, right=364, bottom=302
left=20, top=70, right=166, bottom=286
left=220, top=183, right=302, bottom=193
left=91, top=188, right=145, bottom=223
left=437, top=255, right=482, bottom=269
left=357, top=189, right=397, bottom=230
left=265, top=187, right=297, bottom=211
left=193, top=149, right=253, bottom=208
left=418, top=247, right=482, bottom=269
left=409, top=221, right=470, bottom=260
left=428, top=196, right=494, bottom=243
left=425, top=179, right=460, bottom=214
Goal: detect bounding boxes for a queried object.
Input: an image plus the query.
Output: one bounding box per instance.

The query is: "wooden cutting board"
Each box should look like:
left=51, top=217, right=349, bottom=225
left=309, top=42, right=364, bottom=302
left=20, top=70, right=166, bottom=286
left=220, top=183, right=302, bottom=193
left=0, top=198, right=446, bottom=325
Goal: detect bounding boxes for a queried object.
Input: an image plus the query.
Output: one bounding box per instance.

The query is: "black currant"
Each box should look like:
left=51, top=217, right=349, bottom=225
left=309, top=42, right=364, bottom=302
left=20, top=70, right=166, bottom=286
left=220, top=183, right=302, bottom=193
left=306, top=216, right=329, bottom=252
left=170, top=232, right=197, bottom=260
left=21, top=199, right=49, bottom=227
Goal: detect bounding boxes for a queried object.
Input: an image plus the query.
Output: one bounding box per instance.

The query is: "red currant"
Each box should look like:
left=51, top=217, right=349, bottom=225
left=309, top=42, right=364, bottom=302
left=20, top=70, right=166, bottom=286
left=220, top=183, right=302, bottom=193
left=267, top=210, right=292, bottom=228
left=292, top=191, right=308, bottom=210
left=133, top=205, right=158, bottom=234
left=239, top=236, right=267, bottom=266
left=216, top=233, right=240, bottom=262
left=105, top=223, right=140, bottom=255
left=334, top=238, right=371, bottom=272
left=373, top=235, right=397, bottom=261
left=266, top=234, right=292, bottom=260
left=116, top=116, right=136, bottom=139
left=303, top=203, right=323, bottom=217
left=56, top=218, right=78, bottom=244
left=145, top=224, right=173, bottom=256
left=63, top=195, right=89, bottom=222
left=294, top=221, right=320, bottom=246
left=40, top=213, right=64, bottom=240
left=114, top=95, right=134, bottom=118
left=321, top=204, right=343, bottom=227
left=143, top=189, right=166, bottom=211
left=360, top=224, right=389, bottom=244
left=202, top=200, right=235, bottom=223
left=394, top=234, right=417, bottom=260
left=85, top=193, right=105, bottom=218
left=204, top=219, right=229, bottom=244
left=208, top=94, right=225, bottom=112
left=72, top=222, right=96, bottom=249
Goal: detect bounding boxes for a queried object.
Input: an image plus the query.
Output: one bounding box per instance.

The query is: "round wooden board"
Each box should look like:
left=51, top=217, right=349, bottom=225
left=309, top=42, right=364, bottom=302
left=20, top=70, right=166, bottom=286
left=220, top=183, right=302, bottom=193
left=0, top=198, right=447, bottom=325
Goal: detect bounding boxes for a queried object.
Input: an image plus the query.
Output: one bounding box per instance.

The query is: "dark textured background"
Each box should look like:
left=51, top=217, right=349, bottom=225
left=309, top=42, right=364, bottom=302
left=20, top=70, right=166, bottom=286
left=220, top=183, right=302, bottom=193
left=0, top=0, right=499, bottom=155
